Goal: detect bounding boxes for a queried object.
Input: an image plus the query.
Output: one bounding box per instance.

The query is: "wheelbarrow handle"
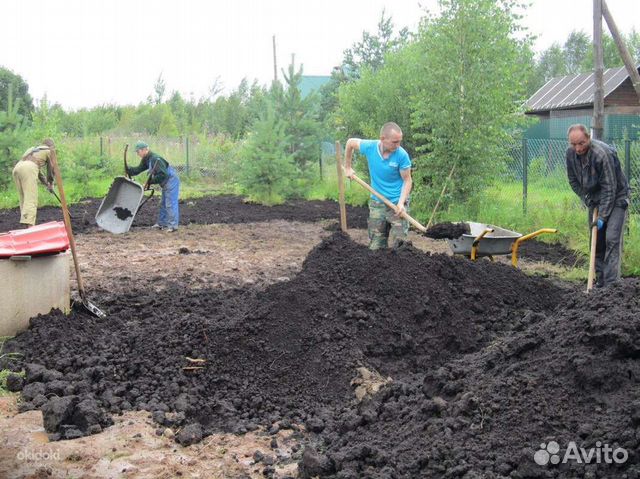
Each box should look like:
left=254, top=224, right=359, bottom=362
left=123, top=144, right=131, bottom=179
left=136, top=187, right=155, bottom=214
left=347, top=171, right=427, bottom=233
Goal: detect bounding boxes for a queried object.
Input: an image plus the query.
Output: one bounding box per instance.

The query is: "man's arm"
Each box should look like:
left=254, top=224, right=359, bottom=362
left=566, top=153, right=583, bottom=200
left=127, top=158, right=148, bottom=177
left=396, top=168, right=413, bottom=216
left=596, top=148, right=618, bottom=220
left=344, top=138, right=361, bottom=178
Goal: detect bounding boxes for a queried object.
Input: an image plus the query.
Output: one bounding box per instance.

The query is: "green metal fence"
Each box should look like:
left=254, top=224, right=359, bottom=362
left=502, top=138, right=640, bottom=215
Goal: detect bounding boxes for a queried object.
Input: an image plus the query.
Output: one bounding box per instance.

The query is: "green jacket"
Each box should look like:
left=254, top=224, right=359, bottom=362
left=127, top=151, right=171, bottom=185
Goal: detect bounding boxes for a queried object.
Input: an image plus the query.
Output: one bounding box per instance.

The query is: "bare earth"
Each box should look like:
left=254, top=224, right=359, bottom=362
left=0, top=220, right=563, bottom=479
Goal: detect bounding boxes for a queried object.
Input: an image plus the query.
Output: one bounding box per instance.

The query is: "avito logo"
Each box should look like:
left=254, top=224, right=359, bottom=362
left=534, top=440, right=628, bottom=466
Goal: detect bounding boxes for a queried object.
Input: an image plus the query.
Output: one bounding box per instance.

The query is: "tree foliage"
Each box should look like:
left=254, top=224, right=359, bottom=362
left=237, top=104, right=297, bottom=204
left=0, top=84, right=29, bottom=188
left=0, top=67, right=34, bottom=121
left=274, top=58, right=322, bottom=171
left=342, top=10, right=410, bottom=80
left=410, top=0, right=533, bottom=213
left=337, top=43, right=416, bottom=149
left=319, top=11, right=410, bottom=126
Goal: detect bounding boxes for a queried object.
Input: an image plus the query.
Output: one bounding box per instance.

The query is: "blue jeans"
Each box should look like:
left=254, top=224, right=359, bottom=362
left=158, top=168, right=180, bottom=229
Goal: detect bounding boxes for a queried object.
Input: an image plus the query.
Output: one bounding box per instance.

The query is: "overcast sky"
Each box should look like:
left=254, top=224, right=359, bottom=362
left=1, top=0, right=638, bottom=109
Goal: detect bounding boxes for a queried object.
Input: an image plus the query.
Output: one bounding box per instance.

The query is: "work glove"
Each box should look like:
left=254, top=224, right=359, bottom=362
left=46, top=182, right=54, bottom=193
left=591, top=218, right=605, bottom=230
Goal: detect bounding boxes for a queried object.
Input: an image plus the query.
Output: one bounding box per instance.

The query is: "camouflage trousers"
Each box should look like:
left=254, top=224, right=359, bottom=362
left=367, top=200, right=409, bottom=250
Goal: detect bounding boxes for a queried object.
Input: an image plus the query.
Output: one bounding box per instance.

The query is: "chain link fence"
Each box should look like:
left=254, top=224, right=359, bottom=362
left=85, top=136, right=239, bottom=181
left=501, top=138, right=640, bottom=215
left=79, top=136, right=335, bottom=183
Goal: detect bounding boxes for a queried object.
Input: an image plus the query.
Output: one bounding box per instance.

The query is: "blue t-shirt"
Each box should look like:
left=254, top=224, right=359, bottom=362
left=359, top=140, right=412, bottom=203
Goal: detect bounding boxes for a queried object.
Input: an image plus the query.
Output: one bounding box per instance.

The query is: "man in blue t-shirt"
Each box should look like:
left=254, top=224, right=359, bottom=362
left=344, top=122, right=413, bottom=250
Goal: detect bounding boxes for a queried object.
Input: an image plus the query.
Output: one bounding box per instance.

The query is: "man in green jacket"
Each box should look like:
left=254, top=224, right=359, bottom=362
left=127, top=141, right=180, bottom=232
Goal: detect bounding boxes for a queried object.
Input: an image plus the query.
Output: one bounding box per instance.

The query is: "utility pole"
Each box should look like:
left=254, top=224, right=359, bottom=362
left=592, top=0, right=605, bottom=140
left=602, top=0, right=640, bottom=102
left=272, top=35, right=278, bottom=83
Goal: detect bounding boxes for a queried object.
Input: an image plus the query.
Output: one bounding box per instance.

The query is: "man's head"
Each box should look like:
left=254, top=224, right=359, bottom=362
left=135, top=141, right=149, bottom=158
left=379, top=122, right=403, bottom=153
left=42, top=138, right=55, bottom=148
left=567, top=124, right=591, bottom=156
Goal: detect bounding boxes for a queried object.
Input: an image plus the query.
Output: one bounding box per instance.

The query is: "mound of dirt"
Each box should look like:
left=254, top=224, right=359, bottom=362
left=518, top=239, right=586, bottom=267
left=3, top=233, right=564, bottom=455
left=299, top=282, right=640, bottom=478
left=0, top=195, right=369, bottom=234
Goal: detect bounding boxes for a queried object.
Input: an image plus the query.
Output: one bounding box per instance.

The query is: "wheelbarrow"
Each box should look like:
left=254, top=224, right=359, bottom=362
left=447, top=222, right=558, bottom=267
left=95, top=145, right=155, bottom=234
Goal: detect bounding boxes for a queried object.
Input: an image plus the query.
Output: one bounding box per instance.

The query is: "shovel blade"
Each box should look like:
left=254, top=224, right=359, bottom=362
left=73, top=299, right=107, bottom=318
left=84, top=300, right=107, bottom=318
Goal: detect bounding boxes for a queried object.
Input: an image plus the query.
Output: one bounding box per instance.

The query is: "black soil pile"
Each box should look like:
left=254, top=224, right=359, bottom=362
left=301, top=280, right=640, bottom=478
left=518, top=239, right=586, bottom=267
left=0, top=195, right=369, bottom=234
left=6, top=234, right=635, bottom=477
left=3, top=234, right=564, bottom=449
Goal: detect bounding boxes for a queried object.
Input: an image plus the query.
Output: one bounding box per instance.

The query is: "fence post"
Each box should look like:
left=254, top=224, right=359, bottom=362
left=185, top=136, right=190, bottom=177
left=319, top=144, right=323, bottom=181
left=522, top=138, right=528, bottom=215
left=99, top=136, right=103, bottom=157
left=625, top=139, right=631, bottom=181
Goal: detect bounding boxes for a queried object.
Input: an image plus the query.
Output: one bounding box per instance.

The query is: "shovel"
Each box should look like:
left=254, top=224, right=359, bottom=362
left=346, top=171, right=427, bottom=233
left=49, top=147, right=107, bottom=318
left=587, top=207, right=599, bottom=292
left=47, top=187, right=73, bottom=219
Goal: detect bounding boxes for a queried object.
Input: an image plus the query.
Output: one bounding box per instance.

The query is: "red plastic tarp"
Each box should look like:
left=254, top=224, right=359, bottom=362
left=0, top=221, right=70, bottom=258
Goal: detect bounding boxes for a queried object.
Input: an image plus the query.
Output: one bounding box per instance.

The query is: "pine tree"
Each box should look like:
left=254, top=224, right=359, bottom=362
left=276, top=58, right=322, bottom=171
left=238, top=105, right=297, bottom=205
left=0, top=84, right=28, bottom=189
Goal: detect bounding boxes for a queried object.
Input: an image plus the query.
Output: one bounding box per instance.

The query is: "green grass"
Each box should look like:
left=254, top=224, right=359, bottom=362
left=305, top=172, right=371, bottom=206
left=0, top=174, right=238, bottom=210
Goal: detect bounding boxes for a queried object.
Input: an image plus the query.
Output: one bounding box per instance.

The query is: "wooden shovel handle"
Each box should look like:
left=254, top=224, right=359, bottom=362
left=587, top=208, right=598, bottom=292
left=48, top=147, right=86, bottom=299
left=348, top=172, right=427, bottom=233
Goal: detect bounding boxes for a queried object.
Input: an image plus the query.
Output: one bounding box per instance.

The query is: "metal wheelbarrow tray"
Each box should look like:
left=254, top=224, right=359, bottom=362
left=95, top=177, right=146, bottom=234
left=447, top=221, right=558, bottom=266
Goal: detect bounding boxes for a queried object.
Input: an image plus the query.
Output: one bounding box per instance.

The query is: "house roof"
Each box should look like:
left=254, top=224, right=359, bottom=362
left=299, top=75, right=331, bottom=98
left=526, top=65, right=639, bottom=113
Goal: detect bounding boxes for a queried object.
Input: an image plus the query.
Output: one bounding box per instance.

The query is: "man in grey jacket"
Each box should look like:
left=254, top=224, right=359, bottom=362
left=566, top=124, right=630, bottom=288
